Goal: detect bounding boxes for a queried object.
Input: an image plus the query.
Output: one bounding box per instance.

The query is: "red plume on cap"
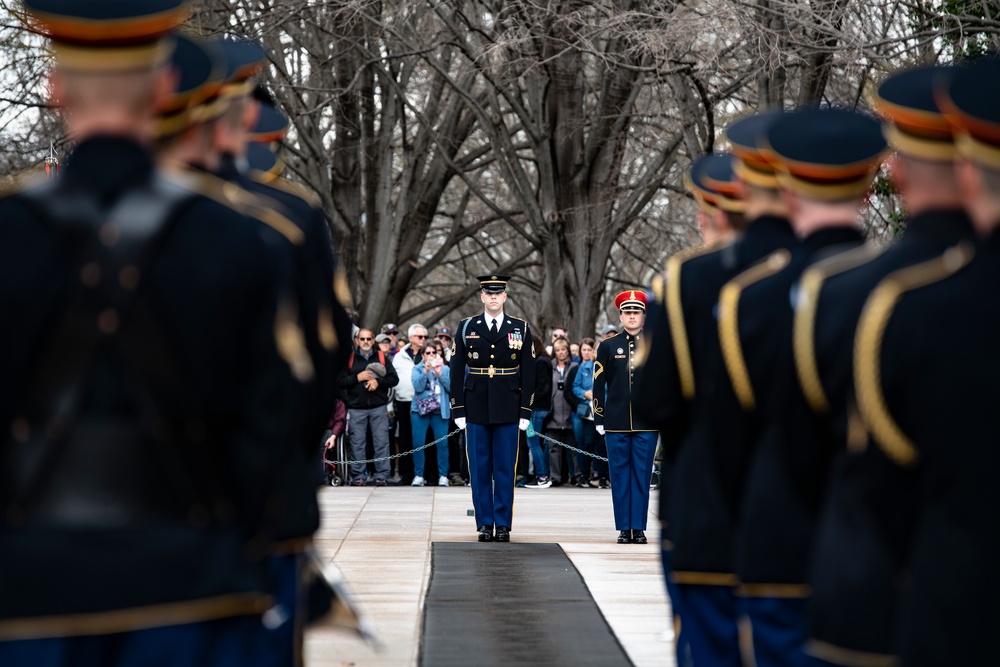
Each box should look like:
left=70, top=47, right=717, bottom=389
left=614, top=290, right=647, bottom=311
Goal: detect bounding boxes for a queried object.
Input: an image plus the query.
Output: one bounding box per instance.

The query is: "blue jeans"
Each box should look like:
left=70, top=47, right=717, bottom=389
left=527, top=410, right=549, bottom=478
left=411, top=411, right=449, bottom=478
left=571, top=413, right=597, bottom=480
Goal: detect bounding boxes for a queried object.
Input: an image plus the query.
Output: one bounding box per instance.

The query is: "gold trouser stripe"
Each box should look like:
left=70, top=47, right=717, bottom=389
left=718, top=250, right=792, bottom=411
left=0, top=593, right=272, bottom=640
left=737, top=583, right=810, bottom=598
left=854, top=242, right=973, bottom=467
left=671, top=571, right=740, bottom=586
left=805, top=639, right=900, bottom=667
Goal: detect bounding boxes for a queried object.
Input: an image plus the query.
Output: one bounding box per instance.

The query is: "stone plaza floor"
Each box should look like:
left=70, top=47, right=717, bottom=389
left=304, top=484, right=674, bottom=667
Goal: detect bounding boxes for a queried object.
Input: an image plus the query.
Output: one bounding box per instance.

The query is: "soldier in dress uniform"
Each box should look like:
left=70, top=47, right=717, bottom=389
left=449, top=275, right=535, bottom=543
left=801, top=65, right=977, bottom=667
left=203, top=37, right=353, bottom=666
left=0, top=2, right=303, bottom=665
left=593, top=290, right=657, bottom=545
left=850, top=58, right=1000, bottom=667
left=714, top=108, right=886, bottom=667
left=633, top=113, right=797, bottom=667
left=635, top=151, right=746, bottom=667
left=153, top=33, right=335, bottom=667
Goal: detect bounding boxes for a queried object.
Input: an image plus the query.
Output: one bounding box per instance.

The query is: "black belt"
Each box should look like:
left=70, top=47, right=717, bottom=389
left=467, top=365, right=518, bottom=377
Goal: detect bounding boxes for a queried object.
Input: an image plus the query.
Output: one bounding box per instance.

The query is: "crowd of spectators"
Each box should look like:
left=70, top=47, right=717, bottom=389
left=331, top=321, right=627, bottom=490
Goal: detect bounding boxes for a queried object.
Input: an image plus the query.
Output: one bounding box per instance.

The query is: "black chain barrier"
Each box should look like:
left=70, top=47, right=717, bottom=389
left=326, top=427, right=609, bottom=466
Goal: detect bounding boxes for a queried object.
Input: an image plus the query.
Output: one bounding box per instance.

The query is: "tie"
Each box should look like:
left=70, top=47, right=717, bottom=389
left=490, top=320, right=498, bottom=337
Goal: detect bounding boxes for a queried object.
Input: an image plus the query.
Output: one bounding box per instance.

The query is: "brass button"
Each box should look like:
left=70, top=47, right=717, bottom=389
left=491, top=344, right=495, bottom=348
left=119, top=265, right=140, bottom=290
left=99, top=223, right=120, bottom=247
left=11, top=418, right=29, bottom=443
left=80, top=262, right=101, bottom=287
left=490, top=354, right=494, bottom=359
left=97, top=308, right=119, bottom=333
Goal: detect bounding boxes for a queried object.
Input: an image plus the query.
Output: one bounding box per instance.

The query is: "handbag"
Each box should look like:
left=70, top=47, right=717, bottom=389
left=415, top=394, right=441, bottom=416
left=415, top=370, right=442, bottom=416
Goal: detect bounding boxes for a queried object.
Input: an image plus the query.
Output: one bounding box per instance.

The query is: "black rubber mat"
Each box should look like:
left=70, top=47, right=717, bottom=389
left=420, top=542, right=634, bottom=666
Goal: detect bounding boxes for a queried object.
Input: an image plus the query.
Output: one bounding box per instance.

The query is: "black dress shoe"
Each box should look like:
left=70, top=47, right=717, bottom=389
left=495, top=526, right=510, bottom=542
left=617, top=530, right=632, bottom=544
left=478, top=525, right=493, bottom=542
left=632, top=530, right=647, bottom=544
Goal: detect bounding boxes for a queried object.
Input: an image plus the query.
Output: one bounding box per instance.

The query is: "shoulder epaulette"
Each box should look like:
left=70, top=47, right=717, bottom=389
left=257, top=174, right=323, bottom=209
left=794, top=244, right=883, bottom=414
left=718, top=249, right=792, bottom=411
left=666, top=240, right=731, bottom=399
left=854, top=242, right=974, bottom=467
left=166, top=168, right=304, bottom=246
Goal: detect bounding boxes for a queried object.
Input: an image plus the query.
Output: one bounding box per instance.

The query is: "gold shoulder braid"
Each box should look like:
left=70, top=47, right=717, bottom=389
left=854, top=242, right=973, bottom=467
left=258, top=174, right=323, bottom=209
left=793, top=245, right=881, bottom=414
left=274, top=299, right=315, bottom=383
left=166, top=168, right=305, bottom=245
left=718, top=249, right=792, bottom=411
left=659, top=240, right=731, bottom=398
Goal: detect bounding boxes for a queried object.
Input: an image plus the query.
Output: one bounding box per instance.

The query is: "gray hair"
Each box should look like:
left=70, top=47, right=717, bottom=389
left=407, top=323, right=427, bottom=337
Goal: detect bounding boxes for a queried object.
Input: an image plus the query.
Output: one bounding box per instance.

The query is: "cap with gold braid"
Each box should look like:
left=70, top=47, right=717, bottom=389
left=477, top=275, right=510, bottom=294
left=766, top=107, right=887, bottom=201
left=725, top=110, right=786, bottom=189
left=248, top=100, right=289, bottom=144
left=156, top=33, right=225, bottom=138
left=873, top=65, right=959, bottom=162
left=685, top=153, right=745, bottom=213
left=217, top=36, right=266, bottom=100
left=939, top=58, right=1000, bottom=171
left=614, top=290, right=648, bottom=312
left=22, top=0, right=189, bottom=71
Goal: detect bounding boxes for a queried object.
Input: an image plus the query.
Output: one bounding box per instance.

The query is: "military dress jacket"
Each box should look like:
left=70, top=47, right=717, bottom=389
left=853, top=234, right=997, bottom=667
left=632, top=214, right=797, bottom=580
left=720, top=227, right=866, bottom=591
left=215, top=155, right=354, bottom=546
left=802, top=210, right=976, bottom=663
left=0, top=137, right=299, bottom=635
left=593, top=330, right=653, bottom=432
left=449, top=313, right=534, bottom=425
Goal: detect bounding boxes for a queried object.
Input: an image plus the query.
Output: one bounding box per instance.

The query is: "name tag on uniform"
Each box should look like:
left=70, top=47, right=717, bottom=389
left=466, top=333, right=480, bottom=339
left=614, top=354, right=627, bottom=359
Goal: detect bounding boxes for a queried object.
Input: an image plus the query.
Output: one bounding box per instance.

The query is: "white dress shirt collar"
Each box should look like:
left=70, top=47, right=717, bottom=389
left=483, top=311, right=505, bottom=330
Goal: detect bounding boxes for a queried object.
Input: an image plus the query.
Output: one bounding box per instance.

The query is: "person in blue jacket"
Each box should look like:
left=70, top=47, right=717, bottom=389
left=411, top=343, right=452, bottom=487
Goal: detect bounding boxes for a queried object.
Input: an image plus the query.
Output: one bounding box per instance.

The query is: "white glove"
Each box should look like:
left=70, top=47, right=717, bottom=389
left=596, top=425, right=605, bottom=436
left=454, top=417, right=466, bottom=430
left=518, top=418, right=530, bottom=431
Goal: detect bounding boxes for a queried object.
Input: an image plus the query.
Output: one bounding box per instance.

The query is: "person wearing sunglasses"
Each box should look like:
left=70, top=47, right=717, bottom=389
left=339, top=328, right=399, bottom=486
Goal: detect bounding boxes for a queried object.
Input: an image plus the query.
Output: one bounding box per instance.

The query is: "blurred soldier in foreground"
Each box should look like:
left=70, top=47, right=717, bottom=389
left=634, top=112, right=797, bottom=667
left=450, top=275, right=534, bottom=543
left=0, top=2, right=302, bottom=665
left=717, top=107, right=885, bottom=667
left=852, top=57, right=1000, bottom=667
left=803, top=65, right=976, bottom=667
left=637, top=152, right=745, bottom=667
